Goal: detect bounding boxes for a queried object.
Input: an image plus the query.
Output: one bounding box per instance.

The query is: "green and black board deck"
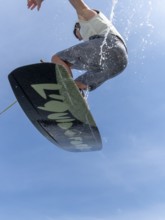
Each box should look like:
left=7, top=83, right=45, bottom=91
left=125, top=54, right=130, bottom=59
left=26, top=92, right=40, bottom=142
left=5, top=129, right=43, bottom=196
left=8, top=63, right=102, bottom=152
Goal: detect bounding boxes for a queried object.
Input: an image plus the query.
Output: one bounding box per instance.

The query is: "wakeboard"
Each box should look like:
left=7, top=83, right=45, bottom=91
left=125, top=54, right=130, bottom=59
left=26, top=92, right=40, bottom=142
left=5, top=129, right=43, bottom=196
left=8, top=63, right=102, bottom=152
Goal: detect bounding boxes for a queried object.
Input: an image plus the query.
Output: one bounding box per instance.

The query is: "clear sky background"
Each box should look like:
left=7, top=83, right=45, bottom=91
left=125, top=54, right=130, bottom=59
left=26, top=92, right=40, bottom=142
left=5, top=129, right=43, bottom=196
left=0, top=0, right=165, bottom=219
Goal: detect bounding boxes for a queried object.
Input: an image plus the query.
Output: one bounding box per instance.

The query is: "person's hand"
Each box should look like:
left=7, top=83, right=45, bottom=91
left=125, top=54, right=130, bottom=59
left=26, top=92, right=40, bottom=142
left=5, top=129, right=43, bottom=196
left=27, top=0, right=43, bottom=11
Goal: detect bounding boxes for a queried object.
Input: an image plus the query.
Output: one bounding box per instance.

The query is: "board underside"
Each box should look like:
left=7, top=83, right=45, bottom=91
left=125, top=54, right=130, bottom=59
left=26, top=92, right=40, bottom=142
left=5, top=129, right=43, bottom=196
left=8, top=63, right=102, bottom=152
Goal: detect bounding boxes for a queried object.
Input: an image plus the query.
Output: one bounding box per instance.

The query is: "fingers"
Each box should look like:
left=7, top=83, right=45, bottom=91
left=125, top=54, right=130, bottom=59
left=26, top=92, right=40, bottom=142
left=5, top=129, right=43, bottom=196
left=27, top=0, right=42, bottom=10
left=27, top=0, right=37, bottom=10
left=37, top=2, right=41, bottom=11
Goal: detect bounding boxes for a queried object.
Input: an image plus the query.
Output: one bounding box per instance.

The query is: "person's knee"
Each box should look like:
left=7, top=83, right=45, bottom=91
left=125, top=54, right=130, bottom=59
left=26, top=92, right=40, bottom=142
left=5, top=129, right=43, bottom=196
left=114, top=49, right=128, bottom=74
left=119, top=46, right=128, bottom=70
left=51, top=54, right=73, bottom=77
left=51, top=54, right=59, bottom=63
left=119, top=55, right=128, bottom=73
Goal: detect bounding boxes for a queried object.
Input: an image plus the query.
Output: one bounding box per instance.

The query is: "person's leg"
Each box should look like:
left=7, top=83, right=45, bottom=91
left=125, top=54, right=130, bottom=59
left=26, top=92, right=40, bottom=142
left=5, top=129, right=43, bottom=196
left=51, top=52, right=89, bottom=90
left=51, top=39, right=105, bottom=90
left=51, top=54, right=88, bottom=90
left=51, top=36, right=127, bottom=91
left=75, top=37, right=128, bottom=91
left=51, top=54, right=72, bottom=77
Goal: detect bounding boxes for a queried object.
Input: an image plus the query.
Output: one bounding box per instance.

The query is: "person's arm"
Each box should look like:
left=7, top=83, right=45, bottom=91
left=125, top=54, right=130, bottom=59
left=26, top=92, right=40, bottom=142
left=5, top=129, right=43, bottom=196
left=69, top=0, right=97, bottom=20
left=27, top=0, right=43, bottom=10
left=27, top=0, right=97, bottom=21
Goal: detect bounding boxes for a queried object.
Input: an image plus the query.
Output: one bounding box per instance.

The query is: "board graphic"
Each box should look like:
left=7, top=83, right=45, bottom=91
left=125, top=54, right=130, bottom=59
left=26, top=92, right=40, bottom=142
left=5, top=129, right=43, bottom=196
left=8, top=63, right=102, bottom=152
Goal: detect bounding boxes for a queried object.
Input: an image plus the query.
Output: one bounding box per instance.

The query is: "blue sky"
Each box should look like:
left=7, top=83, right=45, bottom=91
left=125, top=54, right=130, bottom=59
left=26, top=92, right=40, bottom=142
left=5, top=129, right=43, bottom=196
left=0, top=0, right=165, bottom=219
